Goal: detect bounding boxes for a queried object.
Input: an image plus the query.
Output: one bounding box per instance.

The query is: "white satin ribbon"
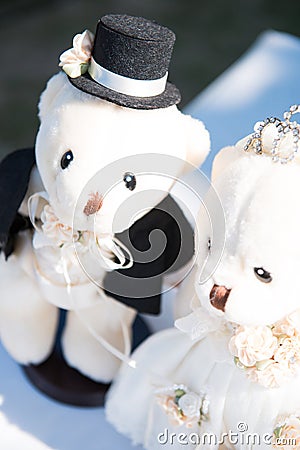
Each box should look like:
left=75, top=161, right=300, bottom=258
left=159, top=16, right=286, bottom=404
left=61, top=252, right=136, bottom=368
left=27, top=191, right=49, bottom=233
left=88, top=57, right=168, bottom=97
left=90, top=235, right=133, bottom=271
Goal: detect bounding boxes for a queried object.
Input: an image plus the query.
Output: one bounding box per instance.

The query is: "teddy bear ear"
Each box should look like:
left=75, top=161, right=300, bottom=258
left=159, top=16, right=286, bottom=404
left=182, top=114, right=210, bottom=169
left=38, top=72, right=67, bottom=120
left=211, top=144, right=242, bottom=182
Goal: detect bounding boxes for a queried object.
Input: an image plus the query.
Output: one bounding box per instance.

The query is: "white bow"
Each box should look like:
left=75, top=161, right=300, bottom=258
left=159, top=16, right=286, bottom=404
left=175, top=301, right=226, bottom=341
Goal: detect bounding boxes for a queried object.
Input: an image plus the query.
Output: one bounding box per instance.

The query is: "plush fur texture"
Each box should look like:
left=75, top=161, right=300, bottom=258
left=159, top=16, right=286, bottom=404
left=0, top=71, right=210, bottom=383
left=106, top=128, right=300, bottom=447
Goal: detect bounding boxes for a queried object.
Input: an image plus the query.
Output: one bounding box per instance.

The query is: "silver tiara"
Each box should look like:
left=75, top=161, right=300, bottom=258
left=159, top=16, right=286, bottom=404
left=243, top=104, right=300, bottom=164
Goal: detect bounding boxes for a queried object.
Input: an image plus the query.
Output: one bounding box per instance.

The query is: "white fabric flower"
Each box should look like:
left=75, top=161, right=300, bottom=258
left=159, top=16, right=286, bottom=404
left=59, top=30, right=94, bottom=78
left=229, top=325, right=277, bottom=367
left=41, top=204, right=78, bottom=246
left=177, top=393, right=201, bottom=418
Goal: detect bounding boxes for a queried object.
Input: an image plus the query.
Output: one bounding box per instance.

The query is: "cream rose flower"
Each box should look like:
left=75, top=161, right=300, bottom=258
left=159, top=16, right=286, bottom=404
left=156, top=395, right=185, bottom=427
left=59, top=30, right=94, bottom=78
left=273, top=414, right=300, bottom=449
left=273, top=320, right=297, bottom=339
left=247, top=361, right=292, bottom=388
left=273, top=312, right=300, bottom=338
left=287, top=310, right=300, bottom=332
left=229, top=325, right=278, bottom=367
left=273, top=336, right=300, bottom=366
left=41, top=204, right=79, bottom=246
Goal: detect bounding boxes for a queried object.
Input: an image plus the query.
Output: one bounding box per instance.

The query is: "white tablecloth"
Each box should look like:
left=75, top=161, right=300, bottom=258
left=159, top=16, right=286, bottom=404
left=1, top=29, right=300, bottom=450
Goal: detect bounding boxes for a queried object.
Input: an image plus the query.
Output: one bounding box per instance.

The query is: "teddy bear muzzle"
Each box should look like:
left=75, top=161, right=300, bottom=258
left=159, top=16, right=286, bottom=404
left=209, top=284, right=231, bottom=312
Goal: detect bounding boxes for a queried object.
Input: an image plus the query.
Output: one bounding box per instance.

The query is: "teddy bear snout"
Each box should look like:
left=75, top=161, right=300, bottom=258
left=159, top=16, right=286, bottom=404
left=210, top=284, right=231, bottom=312
left=83, top=192, right=103, bottom=216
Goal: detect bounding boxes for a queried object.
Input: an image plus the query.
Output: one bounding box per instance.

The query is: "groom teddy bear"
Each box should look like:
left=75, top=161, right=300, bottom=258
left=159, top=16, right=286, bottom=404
left=0, top=14, right=210, bottom=405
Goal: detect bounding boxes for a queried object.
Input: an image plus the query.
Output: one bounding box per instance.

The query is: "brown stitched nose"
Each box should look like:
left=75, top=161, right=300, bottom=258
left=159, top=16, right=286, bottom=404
left=83, top=192, right=103, bottom=216
left=210, top=284, right=231, bottom=312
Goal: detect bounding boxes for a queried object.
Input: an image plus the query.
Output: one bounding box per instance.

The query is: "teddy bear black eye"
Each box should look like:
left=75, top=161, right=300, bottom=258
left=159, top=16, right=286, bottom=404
left=254, top=267, right=272, bottom=283
left=123, top=172, right=136, bottom=191
left=60, top=150, right=74, bottom=170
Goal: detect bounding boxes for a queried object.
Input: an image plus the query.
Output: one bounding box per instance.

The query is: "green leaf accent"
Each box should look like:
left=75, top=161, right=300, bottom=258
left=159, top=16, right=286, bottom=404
left=80, top=63, right=89, bottom=75
left=200, top=409, right=209, bottom=422
left=273, top=426, right=283, bottom=439
left=234, top=357, right=247, bottom=370
left=77, top=230, right=84, bottom=243
left=177, top=408, right=185, bottom=418
left=174, top=389, right=186, bottom=397
left=255, top=359, right=273, bottom=371
left=174, top=389, right=186, bottom=406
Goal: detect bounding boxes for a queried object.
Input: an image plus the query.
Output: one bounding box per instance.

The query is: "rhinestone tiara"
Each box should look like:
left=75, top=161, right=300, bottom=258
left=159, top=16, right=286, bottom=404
left=243, top=104, right=300, bottom=164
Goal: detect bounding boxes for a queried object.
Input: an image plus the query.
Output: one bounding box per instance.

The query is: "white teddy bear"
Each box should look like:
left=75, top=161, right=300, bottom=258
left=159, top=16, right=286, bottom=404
left=106, top=106, right=300, bottom=449
left=0, top=14, right=210, bottom=404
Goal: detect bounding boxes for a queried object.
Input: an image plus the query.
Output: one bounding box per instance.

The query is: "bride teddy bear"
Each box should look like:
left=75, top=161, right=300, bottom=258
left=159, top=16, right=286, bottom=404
left=0, top=14, right=210, bottom=404
left=106, top=106, right=300, bottom=449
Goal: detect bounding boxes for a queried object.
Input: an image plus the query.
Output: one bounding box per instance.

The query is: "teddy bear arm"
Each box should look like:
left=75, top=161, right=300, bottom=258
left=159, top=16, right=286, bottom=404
left=0, top=249, right=59, bottom=364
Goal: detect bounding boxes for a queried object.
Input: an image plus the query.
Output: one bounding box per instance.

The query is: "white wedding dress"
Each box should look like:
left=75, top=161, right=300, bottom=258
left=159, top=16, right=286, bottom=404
left=106, top=311, right=300, bottom=450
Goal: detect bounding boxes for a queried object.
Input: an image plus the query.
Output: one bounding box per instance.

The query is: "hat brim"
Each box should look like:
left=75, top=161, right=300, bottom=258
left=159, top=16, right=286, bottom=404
left=68, top=71, right=181, bottom=109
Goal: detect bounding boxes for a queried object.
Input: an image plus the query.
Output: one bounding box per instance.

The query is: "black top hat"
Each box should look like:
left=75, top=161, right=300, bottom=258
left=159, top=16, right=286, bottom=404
left=68, top=14, right=181, bottom=109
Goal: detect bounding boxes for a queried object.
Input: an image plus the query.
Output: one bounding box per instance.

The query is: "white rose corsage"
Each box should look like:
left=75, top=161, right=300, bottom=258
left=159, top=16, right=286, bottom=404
left=155, top=384, right=209, bottom=428
left=59, top=30, right=94, bottom=78
left=229, top=314, right=300, bottom=388
left=273, top=414, right=300, bottom=448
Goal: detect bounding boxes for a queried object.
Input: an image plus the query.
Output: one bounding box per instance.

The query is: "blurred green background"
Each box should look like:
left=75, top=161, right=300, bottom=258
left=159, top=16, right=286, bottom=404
left=1, top=0, right=300, bottom=157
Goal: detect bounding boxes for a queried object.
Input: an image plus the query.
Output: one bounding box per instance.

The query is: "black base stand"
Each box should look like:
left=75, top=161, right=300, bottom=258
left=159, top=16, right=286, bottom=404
left=22, top=313, right=150, bottom=407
